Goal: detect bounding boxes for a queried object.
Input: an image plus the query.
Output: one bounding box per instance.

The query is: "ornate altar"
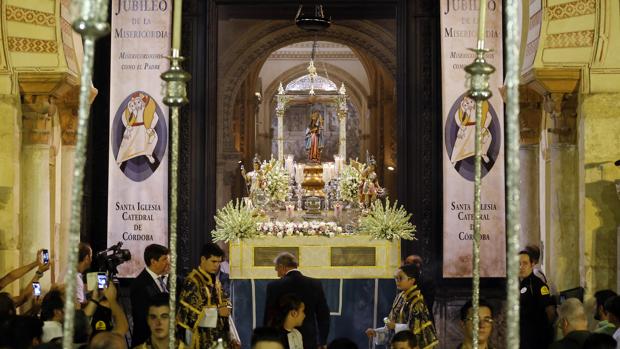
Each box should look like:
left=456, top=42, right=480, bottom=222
left=224, top=41, right=413, bottom=281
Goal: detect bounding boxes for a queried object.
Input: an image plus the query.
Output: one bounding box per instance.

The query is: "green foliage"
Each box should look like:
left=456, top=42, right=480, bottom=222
left=359, top=199, right=416, bottom=241
left=211, top=199, right=262, bottom=242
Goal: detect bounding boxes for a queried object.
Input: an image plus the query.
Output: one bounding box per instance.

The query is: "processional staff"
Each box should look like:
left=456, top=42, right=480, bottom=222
left=464, top=1, right=494, bottom=348
left=465, top=0, right=521, bottom=348
left=161, top=0, right=192, bottom=348
left=63, top=1, right=110, bottom=348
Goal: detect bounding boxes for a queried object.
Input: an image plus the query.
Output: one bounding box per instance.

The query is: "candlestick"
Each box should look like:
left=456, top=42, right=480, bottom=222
left=172, top=0, right=182, bottom=51
left=477, top=0, right=487, bottom=49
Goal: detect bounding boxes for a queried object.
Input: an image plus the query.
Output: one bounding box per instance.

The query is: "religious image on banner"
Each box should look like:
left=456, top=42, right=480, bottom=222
left=444, top=92, right=501, bottom=181
left=111, top=91, right=168, bottom=182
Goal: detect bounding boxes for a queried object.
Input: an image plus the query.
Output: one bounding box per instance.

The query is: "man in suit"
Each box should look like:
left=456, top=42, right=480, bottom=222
left=130, top=244, right=170, bottom=346
left=264, top=252, right=330, bottom=349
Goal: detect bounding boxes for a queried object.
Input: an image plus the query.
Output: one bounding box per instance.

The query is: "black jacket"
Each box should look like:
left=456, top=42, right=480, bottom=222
left=129, top=268, right=168, bottom=346
left=264, top=270, right=330, bottom=349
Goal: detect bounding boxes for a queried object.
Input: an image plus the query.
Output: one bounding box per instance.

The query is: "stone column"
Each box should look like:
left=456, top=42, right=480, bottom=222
left=0, top=94, right=23, bottom=296
left=544, top=92, right=580, bottom=292
left=58, top=104, right=77, bottom=278
left=518, top=87, right=543, bottom=248
left=21, top=95, right=55, bottom=287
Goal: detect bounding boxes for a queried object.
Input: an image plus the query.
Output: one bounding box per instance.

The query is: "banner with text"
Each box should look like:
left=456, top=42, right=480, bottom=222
left=441, top=0, right=505, bottom=277
left=107, top=1, right=171, bottom=278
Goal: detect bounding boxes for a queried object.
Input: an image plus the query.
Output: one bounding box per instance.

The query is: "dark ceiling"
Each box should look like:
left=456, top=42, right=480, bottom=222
left=218, top=2, right=397, bottom=20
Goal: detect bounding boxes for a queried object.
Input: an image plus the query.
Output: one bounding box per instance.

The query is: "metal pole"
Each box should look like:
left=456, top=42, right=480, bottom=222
left=161, top=2, right=191, bottom=346
left=63, top=1, right=109, bottom=348
left=504, top=0, right=521, bottom=347
left=465, top=3, right=495, bottom=346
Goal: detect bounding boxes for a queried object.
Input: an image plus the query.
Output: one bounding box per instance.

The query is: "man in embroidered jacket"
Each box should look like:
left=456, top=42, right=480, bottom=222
left=177, top=243, right=231, bottom=348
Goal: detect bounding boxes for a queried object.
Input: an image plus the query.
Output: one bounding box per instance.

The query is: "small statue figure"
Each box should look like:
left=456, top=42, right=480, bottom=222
left=305, top=110, right=324, bottom=163
left=240, top=154, right=265, bottom=202
left=359, top=156, right=382, bottom=209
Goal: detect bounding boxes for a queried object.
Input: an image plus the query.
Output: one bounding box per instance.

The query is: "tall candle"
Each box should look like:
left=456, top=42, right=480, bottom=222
left=172, top=0, right=183, bottom=51
left=477, top=0, right=487, bottom=48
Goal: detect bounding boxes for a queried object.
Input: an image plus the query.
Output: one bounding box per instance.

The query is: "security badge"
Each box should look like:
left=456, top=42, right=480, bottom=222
left=540, top=286, right=550, bottom=296
left=520, top=287, right=527, bottom=294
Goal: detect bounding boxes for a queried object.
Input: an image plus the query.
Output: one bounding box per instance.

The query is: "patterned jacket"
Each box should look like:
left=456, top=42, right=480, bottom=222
left=177, top=268, right=231, bottom=348
left=388, top=284, right=439, bottom=349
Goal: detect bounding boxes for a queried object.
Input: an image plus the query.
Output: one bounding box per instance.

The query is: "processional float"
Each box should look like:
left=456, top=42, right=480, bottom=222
left=62, top=0, right=522, bottom=348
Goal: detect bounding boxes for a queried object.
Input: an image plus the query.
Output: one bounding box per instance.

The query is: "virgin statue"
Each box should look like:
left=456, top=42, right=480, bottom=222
left=305, top=110, right=324, bottom=162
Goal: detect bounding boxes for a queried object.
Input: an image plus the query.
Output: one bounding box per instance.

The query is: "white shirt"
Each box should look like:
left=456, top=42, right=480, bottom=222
left=613, top=328, right=620, bottom=349
left=287, top=329, right=303, bottom=349
left=42, top=320, right=63, bottom=343
left=76, top=273, right=85, bottom=303
left=146, top=267, right=168, bottom=293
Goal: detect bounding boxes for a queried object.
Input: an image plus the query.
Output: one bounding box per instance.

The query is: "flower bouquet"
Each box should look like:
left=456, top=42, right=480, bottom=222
left=256, top=221, right=346, bottom=238
left=358, top=199, right=416, bottom=241
left=262, top=159, right=290, bottom=204
left=211, top=199, right=264, bottom=242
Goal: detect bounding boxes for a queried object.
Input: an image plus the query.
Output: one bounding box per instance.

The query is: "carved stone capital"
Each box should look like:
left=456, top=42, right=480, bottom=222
left=542, top=92, right=578, bottom=145
left=22, top=95, right=55, bottom=145
left=56, top=88, right=79, bottom=146
left=519, top=86, right=543, bottom=145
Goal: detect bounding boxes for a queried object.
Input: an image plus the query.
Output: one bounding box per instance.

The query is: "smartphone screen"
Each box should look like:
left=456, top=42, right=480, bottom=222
left=97, top=273, right=107, bottom=289
left=42, top=249, right=49, bottom=264
left=32, top=282, right=41, bottom=297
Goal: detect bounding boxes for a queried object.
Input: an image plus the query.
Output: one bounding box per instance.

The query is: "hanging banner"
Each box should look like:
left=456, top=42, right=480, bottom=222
left=441, top=0, right=506, bottom=277
left=107, top=1, right=171, bottom=278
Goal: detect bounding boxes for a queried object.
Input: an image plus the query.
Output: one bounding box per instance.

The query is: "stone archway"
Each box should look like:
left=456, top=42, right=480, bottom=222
left=215, top=19, right=396, bottom=207
left=218, top=19, right=396, bottom=153
left=258, top=61, right=370, bottom=160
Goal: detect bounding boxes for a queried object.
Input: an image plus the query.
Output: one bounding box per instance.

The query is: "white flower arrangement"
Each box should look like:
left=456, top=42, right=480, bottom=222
left=359, top=199, right=416, bottom=241
left=257, top=221, right=347, bottom=238
left=211, top=199, right=264, bottom=242
left=262, top=159, right=290, bottom=203
left=338, top=164, right=363, bottom=203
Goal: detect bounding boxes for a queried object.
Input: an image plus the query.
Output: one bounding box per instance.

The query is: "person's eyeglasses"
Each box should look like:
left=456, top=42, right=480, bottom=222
left=465, top=317, right=494, bottom=325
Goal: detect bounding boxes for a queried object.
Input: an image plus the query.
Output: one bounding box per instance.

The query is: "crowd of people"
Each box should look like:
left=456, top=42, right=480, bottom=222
left=0, top=243, right=619, bottom=349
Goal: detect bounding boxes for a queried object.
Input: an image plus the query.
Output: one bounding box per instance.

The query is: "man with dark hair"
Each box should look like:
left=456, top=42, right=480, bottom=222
left=264, top=252, right=330, bottom=349
left=518, top=249, right=556, bottom=349
left=76, top=242, right=92, bottom=307
left=594, top=290, right=618, bottom=335
left=391, top=330, right=419, bottom=349
left=3, top=315, right=44, bottom=348
left=457, top=299, right=494, bottom=349
left=41, top=289, right=65, bottom=343
left=604, top=295, right=620, bottom=346
left=251, top=327, right=285, bottom=349
left=134, top=294, right=172, bottom=349
left=130, top=243, right=170, bottom=345
left=177, top=242, right=233, bottom=348
left=524, top=245, right=548, bottom=283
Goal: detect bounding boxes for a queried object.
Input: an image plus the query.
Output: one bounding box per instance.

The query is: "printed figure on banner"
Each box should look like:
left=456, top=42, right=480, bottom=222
left=444, top=93, right=501, bottom=181
left=112, top=91, right=168, bottom=182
